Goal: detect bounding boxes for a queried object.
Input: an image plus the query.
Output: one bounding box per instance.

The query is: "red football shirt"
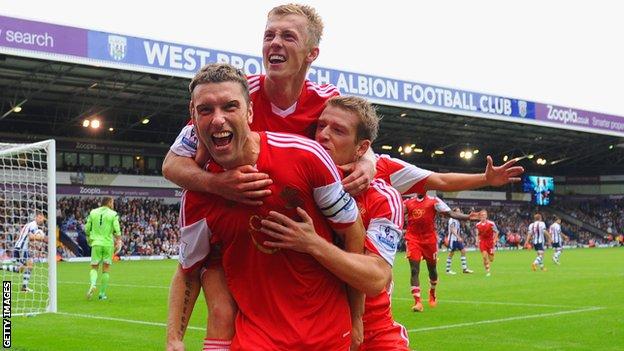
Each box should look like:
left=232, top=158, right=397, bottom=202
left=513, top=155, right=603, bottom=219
left=179, top=132, right=358, bottom=350
left=170, top=75, right=339, bottom=157
left=404, top=195, right=451, bottom=244
left=476, top=220, right=498, bottom=243
left=354, top=179, right=404, bottom=334
left=375, top=154, right=432, bottom=196
left=248, top=75, right=339, bottom=139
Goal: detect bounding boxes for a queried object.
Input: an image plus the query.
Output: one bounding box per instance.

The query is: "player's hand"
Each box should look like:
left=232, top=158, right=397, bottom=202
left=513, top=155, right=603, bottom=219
left=260, top=207, right=321, bottom=254
left=484, top=155, right=524, bottom=187
left=115, top=241, right=122, bottom=255
left=350, top=317, right=364, bottom=351
left=340, top=157, right=375, bottom=196
left=166, top=340, right=185, bottom=351
left=212, top=165, right=273, bottom=206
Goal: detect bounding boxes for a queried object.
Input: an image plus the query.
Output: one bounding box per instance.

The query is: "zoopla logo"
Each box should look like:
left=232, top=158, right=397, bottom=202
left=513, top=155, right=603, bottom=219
left=546, top=105, right=589, bottom=125
left=79, top=187, right=102, bottom=195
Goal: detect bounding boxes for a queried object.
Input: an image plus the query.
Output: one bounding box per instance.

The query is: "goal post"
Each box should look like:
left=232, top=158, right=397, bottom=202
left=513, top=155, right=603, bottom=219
left=0, top=139, right=56, bottom=315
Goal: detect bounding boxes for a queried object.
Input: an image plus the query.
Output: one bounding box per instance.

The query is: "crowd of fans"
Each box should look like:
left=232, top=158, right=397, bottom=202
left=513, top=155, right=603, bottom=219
left=2, top=195, right=618, bottom=259
left=57, top=197, right=179, bottom=258
left=429, top=201, right=622, bottom=250
left=554, top=198, right=624, bottom=239
left=60, top=164, right=161, bottom=176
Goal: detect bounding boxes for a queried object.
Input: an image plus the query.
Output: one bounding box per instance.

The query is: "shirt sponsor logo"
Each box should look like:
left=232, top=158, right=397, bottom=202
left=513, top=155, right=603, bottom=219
left=410, top=208, right=425, bottom=219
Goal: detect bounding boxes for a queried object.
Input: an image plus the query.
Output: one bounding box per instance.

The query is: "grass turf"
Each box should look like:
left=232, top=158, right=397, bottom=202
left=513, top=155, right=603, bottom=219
left=10, top=247, right=624, bottom=350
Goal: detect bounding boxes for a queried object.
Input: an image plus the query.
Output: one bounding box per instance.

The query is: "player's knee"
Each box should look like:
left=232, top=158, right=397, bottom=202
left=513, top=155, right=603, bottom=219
left=209, top=303, right=236, bottom=323
left=207, top=301, right=237, bottom=337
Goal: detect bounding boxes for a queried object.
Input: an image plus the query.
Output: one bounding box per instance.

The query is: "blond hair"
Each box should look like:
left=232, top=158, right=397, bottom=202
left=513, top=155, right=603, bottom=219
left=268, top=3, right=324, bottom=47
left=326, top=96, right=379, bottom=142
left=189, top=63, right=249, bottom=103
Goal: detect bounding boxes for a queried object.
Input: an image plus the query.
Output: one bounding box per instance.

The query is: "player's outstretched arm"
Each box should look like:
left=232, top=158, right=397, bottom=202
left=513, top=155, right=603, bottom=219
left=162, top=151, right=273, bottom=206
left=424, top=156, right=524, bottom=192
left=443, top=210, right=476, bottom=221
left=167, top=266, right=201, bottom=351
left=260, top=208, right=390, bottom=296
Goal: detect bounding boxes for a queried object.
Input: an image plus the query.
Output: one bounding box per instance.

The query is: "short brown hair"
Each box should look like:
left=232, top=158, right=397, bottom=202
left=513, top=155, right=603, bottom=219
left=102, top=197, right=114, bottom=207
left=326, top=96, right=379, bottom=142
left=268, top=3, right=324, bottom=47
left=189, top=63, right=249, bottom=103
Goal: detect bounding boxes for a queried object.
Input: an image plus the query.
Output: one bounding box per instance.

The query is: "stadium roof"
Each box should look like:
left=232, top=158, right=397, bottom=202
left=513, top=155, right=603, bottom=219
left=1, top=54, right=623, bottom=176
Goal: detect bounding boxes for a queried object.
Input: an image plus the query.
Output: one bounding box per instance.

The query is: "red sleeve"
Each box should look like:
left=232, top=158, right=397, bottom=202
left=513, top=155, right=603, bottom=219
left=375, top=154, right=432, bottom=195
left=363, top=180, right=403, bottom=266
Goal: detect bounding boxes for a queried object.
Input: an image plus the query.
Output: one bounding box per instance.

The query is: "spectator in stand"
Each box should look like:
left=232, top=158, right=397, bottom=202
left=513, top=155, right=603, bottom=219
left=57, top=197, right=180, bottom=257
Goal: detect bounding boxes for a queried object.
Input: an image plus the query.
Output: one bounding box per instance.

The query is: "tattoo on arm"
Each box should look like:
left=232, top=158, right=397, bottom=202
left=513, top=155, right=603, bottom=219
left=179, top=278, right=192, bottom=336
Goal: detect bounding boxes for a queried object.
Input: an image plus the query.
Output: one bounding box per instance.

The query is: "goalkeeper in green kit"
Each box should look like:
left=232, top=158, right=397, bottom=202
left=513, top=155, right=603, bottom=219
left=84, top=197, right=122, bottom=300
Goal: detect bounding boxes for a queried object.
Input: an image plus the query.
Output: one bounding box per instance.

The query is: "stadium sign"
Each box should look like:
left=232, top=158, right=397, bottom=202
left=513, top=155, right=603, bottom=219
left=535, top=103, right=624, bottom=135
left=57, top=185, right=180, bottom=197
left=1, top=15, right=623, bottom=137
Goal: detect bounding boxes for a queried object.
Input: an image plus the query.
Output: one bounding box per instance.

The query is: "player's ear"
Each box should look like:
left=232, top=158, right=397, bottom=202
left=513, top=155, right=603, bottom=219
left=247, top=101, right=254, bottom=124
left=355, top=139, right=371, bottom=158
left=188, top=100, right=195, bottom=122
left=306, top=46, right=320, bottom=64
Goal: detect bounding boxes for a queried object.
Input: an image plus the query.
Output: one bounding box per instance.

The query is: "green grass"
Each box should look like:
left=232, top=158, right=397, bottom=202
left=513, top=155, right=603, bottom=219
left=10, top=248, right=624, bottom=350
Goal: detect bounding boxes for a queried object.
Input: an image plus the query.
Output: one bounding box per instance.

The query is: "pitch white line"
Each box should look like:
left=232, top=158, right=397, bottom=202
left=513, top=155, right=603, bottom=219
left=59, top=281, right=168, bottom=289
left=407, top=307, right=604, bottom=333
left=392, top=297, right=581, bottom=309
left=56, top=311, right=203, bottom=331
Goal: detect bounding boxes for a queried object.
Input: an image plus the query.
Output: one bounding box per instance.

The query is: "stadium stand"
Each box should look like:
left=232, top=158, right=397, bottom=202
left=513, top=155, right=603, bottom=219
left=430, top=203, right=620, bottom=250
left=53, top=195, right=622, bottom=257
left=57, top=197, right=179, bottom=257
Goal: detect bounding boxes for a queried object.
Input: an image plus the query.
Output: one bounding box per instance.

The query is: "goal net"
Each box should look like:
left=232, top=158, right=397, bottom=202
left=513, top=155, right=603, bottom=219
left=0, top=140, right=56, bottom=315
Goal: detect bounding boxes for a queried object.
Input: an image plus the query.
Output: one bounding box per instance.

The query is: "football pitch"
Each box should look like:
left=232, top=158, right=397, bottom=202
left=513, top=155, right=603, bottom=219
left=11, top=247, right=623, bottom=350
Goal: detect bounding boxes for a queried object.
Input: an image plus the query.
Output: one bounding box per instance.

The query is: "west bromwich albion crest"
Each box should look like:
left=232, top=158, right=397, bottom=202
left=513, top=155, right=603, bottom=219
left=518, top=100, right=528, bottom=118
left=108, top=35, right=127, bottom=61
